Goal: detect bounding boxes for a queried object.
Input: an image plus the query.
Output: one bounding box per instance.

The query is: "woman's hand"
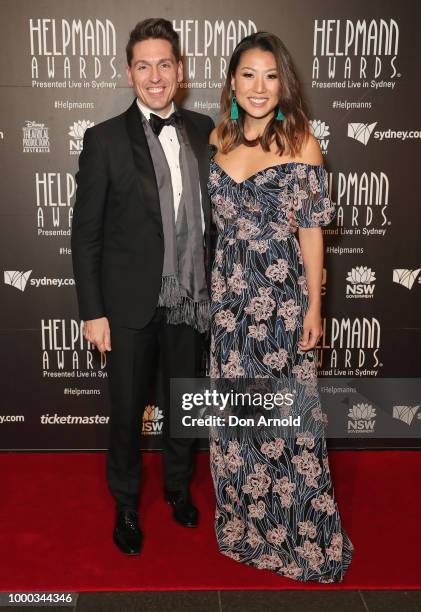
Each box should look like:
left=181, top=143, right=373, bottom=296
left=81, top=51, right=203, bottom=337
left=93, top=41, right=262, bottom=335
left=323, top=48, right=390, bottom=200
left=299, top=305, right=322, bottom=351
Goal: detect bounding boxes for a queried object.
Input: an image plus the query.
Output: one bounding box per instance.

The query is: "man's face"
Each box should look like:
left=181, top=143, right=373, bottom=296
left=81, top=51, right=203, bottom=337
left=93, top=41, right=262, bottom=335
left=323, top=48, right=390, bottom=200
left=126, top=38, right=183, bottom=116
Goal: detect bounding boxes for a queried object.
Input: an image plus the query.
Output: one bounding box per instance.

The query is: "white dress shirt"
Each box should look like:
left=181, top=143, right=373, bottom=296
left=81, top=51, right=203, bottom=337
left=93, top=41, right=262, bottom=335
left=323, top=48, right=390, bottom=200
left=136, top=99, right=204, bottom=232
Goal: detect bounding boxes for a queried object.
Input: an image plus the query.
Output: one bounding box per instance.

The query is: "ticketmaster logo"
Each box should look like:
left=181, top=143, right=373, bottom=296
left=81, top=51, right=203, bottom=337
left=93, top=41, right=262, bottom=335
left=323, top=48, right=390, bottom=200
left=4, top=270, right=32, bottom=291
left=347, top=122, right=377, bottom=145
left=393, top=268, right=421, bottom=290
left=40, top=414, right=109, bottom=424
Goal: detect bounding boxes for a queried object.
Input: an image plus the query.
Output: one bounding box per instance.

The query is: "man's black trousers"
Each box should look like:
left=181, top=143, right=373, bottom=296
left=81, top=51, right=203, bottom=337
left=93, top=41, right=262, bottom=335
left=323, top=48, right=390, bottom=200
left=105, top=308, right=202, bottom=510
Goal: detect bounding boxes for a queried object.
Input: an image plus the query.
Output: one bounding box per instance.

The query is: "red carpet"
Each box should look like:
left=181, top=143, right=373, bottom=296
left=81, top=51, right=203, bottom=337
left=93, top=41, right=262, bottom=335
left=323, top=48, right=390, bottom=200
left=0, top=450, right=419, bottom=591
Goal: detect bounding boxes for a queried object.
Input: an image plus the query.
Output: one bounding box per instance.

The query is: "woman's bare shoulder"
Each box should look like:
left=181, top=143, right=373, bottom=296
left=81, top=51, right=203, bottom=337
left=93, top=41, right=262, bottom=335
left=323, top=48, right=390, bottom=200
left=294, top=133, right=324, bottom=165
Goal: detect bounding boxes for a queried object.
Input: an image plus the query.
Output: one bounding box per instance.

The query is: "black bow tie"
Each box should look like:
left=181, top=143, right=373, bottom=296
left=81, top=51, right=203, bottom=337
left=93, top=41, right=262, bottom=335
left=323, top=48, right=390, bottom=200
left=149, top=111, right=182, bottom=136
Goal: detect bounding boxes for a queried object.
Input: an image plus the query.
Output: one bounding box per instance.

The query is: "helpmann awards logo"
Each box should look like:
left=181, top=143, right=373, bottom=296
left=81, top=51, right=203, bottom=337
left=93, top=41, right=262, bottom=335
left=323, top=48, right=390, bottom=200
left=322, top=169, right=391, bottom=237
left=311, top=18, right=400, bottom=89
left=29, top=18, right=118, bottom=88
left=173, top=19, right=257, bottom=87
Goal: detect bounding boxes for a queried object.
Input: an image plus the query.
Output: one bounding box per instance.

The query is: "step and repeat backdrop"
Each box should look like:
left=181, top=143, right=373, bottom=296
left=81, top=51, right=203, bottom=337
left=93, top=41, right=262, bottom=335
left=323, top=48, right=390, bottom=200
left=0, top=0, right=420, bottom=450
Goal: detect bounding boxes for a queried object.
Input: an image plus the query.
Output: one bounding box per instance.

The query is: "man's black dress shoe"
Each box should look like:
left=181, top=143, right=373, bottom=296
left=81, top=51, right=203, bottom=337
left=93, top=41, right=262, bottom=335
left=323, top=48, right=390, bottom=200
left=164, top=490, right=199, bottom=527
left=113, top=509, right=143, bottom=555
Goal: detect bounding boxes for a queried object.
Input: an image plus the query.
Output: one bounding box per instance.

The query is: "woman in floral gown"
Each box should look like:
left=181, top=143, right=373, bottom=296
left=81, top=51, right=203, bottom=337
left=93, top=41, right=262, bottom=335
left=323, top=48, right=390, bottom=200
left=208, top=32, right=353, bottom=583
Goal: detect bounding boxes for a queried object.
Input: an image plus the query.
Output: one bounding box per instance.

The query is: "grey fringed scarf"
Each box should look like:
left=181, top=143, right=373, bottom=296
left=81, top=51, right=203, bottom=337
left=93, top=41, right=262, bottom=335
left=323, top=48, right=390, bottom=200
left=141, top=112, right=210, bottom=333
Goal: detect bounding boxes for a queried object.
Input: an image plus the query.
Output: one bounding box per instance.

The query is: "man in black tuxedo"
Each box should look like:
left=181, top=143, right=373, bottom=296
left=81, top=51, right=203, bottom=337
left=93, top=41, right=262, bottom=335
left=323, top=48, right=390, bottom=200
left=71, top=18, right=214, bottom=555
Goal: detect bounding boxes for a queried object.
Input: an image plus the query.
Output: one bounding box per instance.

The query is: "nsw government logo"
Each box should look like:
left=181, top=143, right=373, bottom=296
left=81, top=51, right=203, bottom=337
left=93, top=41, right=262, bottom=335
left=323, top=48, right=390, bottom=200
left=346, top=267, right=375, bottom=299
left=309, top=119, right=330, bottom=154
left=142, top=405, right=164, bottom=435
left=22, top=120, right=50, bottom=152
left=347, top=403, right=376, bottom=434
left=69, top=120, right=94, bottom=155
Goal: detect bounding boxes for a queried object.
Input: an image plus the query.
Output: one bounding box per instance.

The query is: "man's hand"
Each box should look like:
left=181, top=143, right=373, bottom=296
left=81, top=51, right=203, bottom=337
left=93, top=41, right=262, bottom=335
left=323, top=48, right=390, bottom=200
left=83, top=317, right=111, bottom=353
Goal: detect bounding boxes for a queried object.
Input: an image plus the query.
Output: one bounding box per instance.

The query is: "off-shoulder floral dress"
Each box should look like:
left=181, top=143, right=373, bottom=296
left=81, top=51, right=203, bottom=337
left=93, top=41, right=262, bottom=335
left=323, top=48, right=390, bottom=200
left=208, top=150, right=354, bottom=583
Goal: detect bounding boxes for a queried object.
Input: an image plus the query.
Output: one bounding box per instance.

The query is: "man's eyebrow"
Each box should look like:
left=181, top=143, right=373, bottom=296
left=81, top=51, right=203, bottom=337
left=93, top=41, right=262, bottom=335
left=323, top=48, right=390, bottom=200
left=134, top=58, right=175, bottom=66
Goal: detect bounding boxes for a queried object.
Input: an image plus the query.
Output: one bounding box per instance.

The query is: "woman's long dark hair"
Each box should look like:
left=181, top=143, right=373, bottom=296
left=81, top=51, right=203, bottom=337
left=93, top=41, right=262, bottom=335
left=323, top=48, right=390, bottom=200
left=217, top=32, right=310, bottom=157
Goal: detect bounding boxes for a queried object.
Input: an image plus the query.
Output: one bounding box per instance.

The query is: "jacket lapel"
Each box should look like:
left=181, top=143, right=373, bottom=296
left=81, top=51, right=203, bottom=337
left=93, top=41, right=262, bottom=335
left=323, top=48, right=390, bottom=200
left=125, top=99, right=162, bottom=229
left=180, top=110, right=211, bottom=236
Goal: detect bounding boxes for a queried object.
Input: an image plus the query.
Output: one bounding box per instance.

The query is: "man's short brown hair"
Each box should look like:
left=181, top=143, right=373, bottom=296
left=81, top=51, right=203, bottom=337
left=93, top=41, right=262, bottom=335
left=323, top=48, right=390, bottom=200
left=126, top=18, right=181, bottom=65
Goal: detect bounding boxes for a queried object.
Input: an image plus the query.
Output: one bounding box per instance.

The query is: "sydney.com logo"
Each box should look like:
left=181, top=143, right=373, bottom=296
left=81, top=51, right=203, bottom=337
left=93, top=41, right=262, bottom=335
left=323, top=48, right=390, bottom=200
left=348, top=122, right=421, bottom=145
left=4, top=270, right=74, bottom=291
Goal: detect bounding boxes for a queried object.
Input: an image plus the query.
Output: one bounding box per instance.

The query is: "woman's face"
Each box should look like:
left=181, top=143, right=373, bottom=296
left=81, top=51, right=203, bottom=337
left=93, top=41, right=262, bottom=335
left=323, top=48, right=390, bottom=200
left=231, top=48, right=281, bottom=120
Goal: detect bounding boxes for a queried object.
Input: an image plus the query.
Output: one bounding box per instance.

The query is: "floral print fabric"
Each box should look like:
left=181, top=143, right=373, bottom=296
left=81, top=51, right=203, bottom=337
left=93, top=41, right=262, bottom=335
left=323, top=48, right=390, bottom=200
left=208, top=153, right=354, bottom=583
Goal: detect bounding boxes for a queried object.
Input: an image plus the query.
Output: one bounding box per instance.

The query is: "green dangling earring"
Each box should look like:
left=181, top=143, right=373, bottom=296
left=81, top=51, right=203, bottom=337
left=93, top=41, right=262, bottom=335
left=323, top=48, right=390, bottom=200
left=276, top=107, right=285, bottom=121
left=230, top=94, right=239, bottom=120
